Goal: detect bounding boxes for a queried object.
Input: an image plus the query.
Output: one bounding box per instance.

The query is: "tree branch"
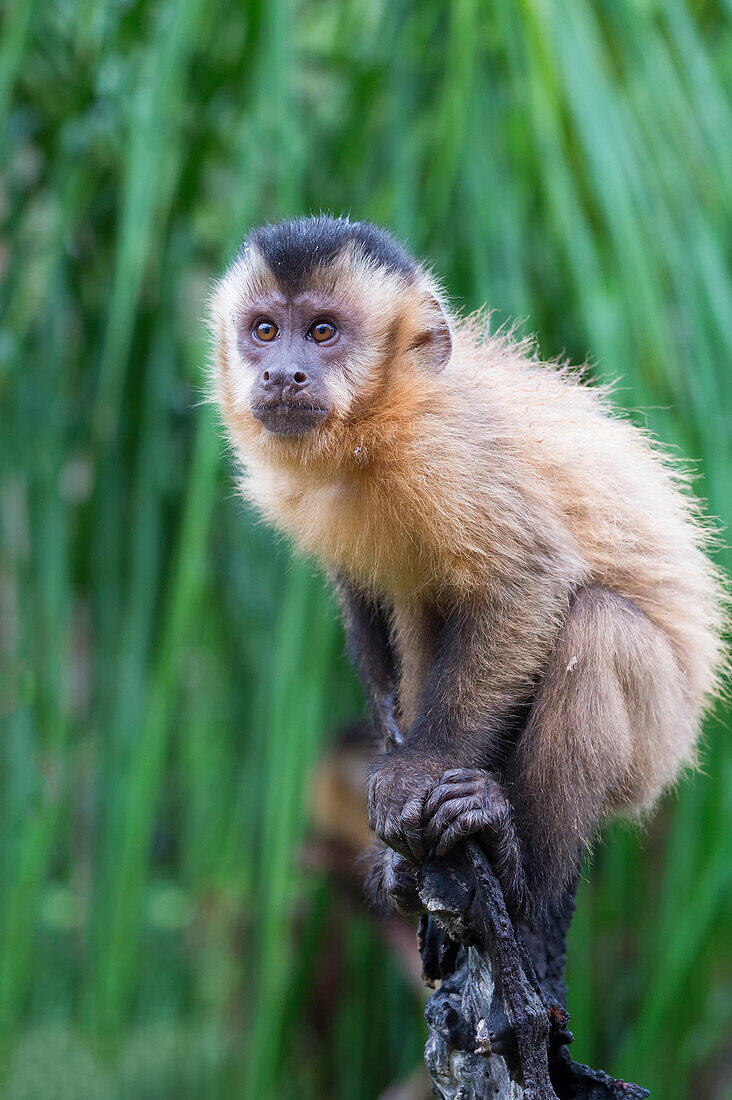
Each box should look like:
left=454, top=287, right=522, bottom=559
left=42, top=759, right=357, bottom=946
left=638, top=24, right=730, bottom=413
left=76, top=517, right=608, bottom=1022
left=415, top=841, right=649, bottom=1099
left=377, top=685, right=648, bottom=1098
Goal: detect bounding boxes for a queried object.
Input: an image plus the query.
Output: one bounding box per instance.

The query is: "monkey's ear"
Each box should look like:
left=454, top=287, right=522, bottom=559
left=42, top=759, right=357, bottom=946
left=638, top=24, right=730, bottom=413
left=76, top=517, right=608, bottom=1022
left=409, top=295, right=453, bottom=372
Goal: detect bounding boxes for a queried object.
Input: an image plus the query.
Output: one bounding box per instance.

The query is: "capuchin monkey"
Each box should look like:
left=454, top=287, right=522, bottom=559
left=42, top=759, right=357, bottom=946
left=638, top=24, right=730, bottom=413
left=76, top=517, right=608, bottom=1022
left=209, top=215, right=727, bottom=920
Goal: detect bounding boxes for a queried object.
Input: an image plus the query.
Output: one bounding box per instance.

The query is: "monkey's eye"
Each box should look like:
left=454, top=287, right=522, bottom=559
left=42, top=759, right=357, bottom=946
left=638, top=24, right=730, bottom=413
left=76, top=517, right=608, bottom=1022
left=252, top=318, right=279, bottom=342
left=308, top=319, right=337, bottom=344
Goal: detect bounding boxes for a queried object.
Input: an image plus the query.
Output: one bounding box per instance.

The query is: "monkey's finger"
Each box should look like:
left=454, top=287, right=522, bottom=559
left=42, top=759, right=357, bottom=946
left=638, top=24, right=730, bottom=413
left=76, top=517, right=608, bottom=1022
left=368, top=782, right=391, bottom=840
left=367, top=784, right=380, bottom=831
left=437, top=770, right=504, bottom=805
left=381, top=815, right=417, bottom=863
left=434, top=810, right=484, bottom=856
left=474, top=797, right=511, bottom=837
left=371, top=808, right=387, bottom=841
left=423, top=797, right=477, bottom=848
left=423, top=782, right=482, bottom=820
left=436, top=768, right=479, bottom=785
left=399, top=796, right=427, bottom=861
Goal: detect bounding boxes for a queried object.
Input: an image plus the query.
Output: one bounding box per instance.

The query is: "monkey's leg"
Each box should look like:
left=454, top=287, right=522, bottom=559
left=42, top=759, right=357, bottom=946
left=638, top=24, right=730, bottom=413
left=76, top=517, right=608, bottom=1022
left=421, top=586, right=687, bottom=915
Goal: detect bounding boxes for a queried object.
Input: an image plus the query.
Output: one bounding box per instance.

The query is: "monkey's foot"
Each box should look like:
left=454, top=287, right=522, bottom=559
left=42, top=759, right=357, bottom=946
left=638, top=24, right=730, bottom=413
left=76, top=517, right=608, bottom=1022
left=366, top=846, right=422, bottom=916
left=422, top=769, right=529, bottom=918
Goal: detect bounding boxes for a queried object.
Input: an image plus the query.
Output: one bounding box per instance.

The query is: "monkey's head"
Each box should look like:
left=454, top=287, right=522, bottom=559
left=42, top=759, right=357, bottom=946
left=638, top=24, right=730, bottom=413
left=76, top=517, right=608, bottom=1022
left=210, top=215, right=452, bottom=458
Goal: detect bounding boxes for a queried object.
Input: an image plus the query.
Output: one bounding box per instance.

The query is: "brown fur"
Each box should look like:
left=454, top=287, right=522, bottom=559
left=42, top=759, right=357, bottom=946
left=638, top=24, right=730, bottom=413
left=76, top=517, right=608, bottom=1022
left=210, top=229, right=727, bottom=904
left=507, top=585, right=692, bottom=898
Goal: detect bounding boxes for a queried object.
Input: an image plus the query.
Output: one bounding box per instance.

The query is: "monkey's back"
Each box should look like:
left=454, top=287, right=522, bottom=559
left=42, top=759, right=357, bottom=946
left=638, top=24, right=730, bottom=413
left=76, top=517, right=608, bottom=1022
left=448, top=326, right=727, bottom=721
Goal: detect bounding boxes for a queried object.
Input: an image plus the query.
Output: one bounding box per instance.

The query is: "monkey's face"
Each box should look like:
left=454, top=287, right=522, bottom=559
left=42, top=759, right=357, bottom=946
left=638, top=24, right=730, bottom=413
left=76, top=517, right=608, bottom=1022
left=212, top=253, right=405, bottom=444
left=232, top=289, right=365, bottom=437
left=211, top=217, right=453, bottom=456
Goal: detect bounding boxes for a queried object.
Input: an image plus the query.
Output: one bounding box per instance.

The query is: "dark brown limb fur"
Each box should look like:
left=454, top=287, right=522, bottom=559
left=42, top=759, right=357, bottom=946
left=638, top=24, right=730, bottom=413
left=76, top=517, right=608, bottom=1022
left=341, top=580, right=685, bottom=918
left=332, top=573, right=401, bottom=750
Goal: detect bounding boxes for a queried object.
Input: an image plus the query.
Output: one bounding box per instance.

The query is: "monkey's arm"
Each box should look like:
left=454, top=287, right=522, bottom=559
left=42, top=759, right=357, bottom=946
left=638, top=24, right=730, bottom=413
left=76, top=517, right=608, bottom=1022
left=332, top=575, right=427, bottom=914
left=370, top=586, right=683, bottom=916
left=331, top=573, right=400, bottom=750
left=367, top=596, right=536, bottom=909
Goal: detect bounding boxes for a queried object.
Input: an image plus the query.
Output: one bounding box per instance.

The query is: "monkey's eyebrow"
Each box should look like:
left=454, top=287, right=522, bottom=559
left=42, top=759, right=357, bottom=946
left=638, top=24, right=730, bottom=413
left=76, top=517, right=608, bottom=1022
left=291, top=290, right=345, bottom=312
left=241, top=288, right=288, bottom=310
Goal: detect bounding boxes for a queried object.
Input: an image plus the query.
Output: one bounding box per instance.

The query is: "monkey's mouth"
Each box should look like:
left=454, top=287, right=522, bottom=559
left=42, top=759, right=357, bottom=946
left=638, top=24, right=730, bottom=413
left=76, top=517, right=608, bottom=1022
left=251, top=401, right=329, bottom=436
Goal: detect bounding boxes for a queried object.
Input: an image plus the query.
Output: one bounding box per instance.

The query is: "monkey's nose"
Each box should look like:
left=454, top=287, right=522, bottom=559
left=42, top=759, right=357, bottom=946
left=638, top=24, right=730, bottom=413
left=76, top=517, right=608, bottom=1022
left=261, top=369, right=309, bottom=393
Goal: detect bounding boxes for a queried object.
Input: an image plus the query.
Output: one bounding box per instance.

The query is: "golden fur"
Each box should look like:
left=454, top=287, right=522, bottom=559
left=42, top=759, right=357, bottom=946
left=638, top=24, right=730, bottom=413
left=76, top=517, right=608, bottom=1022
left=210, top=241, right=727, bottom=829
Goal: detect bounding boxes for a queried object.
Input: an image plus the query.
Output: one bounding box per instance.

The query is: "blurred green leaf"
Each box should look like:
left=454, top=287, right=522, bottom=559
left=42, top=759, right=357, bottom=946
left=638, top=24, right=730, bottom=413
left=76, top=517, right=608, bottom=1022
left=1, top=1, right=730, bottom=1097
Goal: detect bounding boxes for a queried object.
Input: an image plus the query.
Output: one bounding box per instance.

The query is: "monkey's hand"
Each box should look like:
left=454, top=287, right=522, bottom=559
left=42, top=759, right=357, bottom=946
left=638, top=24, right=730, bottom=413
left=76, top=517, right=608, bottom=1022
left=364, top=843, right=422, bottom=916
left=367, top=752, right=445, bottom=863
left=422, top=769, right=530, bottom=919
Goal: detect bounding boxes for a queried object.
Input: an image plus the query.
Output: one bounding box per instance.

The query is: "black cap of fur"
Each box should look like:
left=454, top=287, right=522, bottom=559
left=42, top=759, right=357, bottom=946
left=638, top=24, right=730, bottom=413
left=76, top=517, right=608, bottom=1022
left=242, top=215, right=417, bottom=295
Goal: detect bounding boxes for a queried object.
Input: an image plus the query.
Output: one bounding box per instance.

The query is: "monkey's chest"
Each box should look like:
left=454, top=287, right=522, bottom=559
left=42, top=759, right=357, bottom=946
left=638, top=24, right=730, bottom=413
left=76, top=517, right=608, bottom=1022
left=286, top=477, right=428, bottom=597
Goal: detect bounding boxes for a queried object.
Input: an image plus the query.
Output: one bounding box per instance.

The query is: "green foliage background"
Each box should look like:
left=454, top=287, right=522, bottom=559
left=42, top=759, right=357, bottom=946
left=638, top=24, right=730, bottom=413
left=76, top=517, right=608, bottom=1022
left=1, top=1, right=731, bottom=1096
